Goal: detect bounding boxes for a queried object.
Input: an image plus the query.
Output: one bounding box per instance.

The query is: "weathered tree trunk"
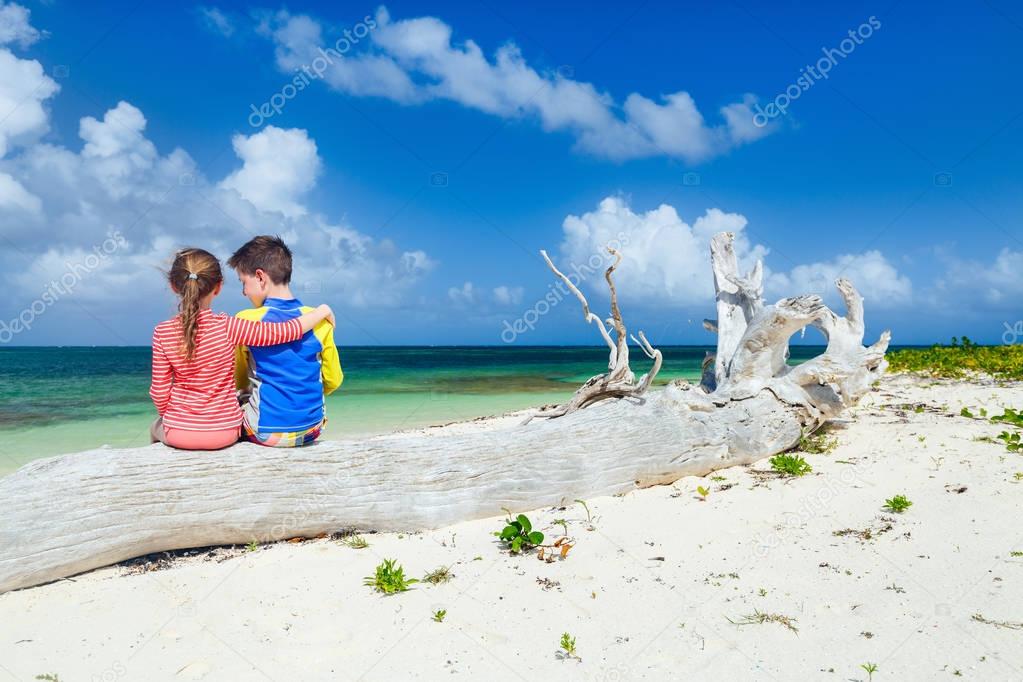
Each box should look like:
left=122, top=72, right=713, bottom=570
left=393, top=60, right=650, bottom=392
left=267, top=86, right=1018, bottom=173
left=0, top=232, right=889, bottom=594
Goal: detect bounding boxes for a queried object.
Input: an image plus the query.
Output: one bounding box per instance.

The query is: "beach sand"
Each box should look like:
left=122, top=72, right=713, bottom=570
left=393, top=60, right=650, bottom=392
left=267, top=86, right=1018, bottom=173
left=1, top=374, right=1022, bottom=680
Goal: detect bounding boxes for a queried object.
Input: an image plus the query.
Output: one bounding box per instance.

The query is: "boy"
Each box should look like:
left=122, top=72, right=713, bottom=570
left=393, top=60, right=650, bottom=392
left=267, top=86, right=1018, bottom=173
left=228, top=235, right=342, bottom=446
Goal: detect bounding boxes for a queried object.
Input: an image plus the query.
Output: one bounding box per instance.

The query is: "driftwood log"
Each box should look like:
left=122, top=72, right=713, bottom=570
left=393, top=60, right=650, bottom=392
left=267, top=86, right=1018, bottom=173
left=0, top=232, right=889, bottom=593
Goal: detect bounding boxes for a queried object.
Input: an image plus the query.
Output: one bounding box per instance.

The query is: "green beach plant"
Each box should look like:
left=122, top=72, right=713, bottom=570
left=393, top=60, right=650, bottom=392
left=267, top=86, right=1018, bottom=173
left=991, top=407, right=1023, bottom=427
left=574, top=498, right=593, bottom=528
left=861, top=662, right=878, bottom=680
left=559, top=632, right=578, bottom=659
left=696, top=485, right=710, bottom=500
left=770, top=454, right=812, bottom=477
left=883, top=495, right=913, bottom=513
left=364, top=559, right=419, bottom=594
left=422, top=566, right=454, bottom=584
left=495, top=512, right=544, bottom=554
left=796, top=428, right=838, bottom=454
left=494, top=511, right=575, bottom=561
left=887, top=336, right=1023, bottom=379
left=998, top=431, right=1022, bottom=452
left=553, top=518, right=569, bottom=536
left=340, top=534, right=369, bottom=549
left=432, top=609, right=446, bottom=622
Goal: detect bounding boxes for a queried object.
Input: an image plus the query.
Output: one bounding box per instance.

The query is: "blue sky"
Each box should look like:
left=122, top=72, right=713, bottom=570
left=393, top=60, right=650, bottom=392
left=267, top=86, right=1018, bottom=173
left=0, top=0, right=1020, bottom=346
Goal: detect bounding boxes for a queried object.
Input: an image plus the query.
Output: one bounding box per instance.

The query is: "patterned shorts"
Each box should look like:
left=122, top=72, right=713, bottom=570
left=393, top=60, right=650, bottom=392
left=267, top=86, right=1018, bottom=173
left=242, top=419, right=324, bottom=448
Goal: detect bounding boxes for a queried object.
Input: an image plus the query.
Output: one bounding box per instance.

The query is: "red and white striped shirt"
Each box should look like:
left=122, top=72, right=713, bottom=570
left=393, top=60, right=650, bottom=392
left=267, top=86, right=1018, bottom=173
left=150, top=308, right=303, bottom=431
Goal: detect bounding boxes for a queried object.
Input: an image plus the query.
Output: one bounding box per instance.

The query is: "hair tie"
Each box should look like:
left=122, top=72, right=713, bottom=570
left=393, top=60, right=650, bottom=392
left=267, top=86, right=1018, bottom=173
left=187, top=272, right=198, bottom=280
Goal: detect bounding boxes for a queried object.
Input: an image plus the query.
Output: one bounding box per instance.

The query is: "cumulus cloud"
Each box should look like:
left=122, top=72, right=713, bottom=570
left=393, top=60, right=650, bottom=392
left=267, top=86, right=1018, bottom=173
left=0, top=171, right=39, bottom=215
left=0, top=43, right=59, bottom=158
left=558, top=196, right=766, bottom=305
left=0, top=105, right=433, bottom=318
left=766, top=251, right=912, bottom=308
left=558, top=196, right=911, bottom=312
left=493, top=285, right=523, bottom=306
left=448, top=281, right=475, bottom=305
left=0, top=1, right=41, bottom=48
left=256, top=6, right=772, bottom=163
left=220, top=126, right=321, bottom=218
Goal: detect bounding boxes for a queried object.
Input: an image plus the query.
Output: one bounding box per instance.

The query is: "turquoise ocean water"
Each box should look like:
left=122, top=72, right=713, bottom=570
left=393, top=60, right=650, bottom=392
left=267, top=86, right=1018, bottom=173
left=0, top=345, right=832, bottom=476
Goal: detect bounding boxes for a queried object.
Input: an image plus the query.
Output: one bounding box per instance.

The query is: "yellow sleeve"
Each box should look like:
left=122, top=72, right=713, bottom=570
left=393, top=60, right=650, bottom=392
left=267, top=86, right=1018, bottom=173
left=233, top=308, right=266, bottom=390
left=314, top=319, right=343, bottom=395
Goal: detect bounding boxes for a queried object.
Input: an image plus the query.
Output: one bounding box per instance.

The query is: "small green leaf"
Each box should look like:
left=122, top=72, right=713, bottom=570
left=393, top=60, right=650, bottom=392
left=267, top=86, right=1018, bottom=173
left=527, top=531, right=544, bottom=545
left=516, top=514, right=531, bottom=534
left=511, top=536, right=523, bottom=553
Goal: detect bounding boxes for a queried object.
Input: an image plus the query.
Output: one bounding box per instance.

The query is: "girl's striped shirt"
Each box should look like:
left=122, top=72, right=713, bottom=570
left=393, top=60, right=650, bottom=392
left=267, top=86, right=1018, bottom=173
left=150, top=308, right=303, bottom=431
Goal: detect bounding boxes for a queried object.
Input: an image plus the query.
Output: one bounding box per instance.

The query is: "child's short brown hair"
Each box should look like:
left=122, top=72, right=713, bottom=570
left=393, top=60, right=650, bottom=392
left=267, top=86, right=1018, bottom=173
left=228, top=235, right=292, bottom=284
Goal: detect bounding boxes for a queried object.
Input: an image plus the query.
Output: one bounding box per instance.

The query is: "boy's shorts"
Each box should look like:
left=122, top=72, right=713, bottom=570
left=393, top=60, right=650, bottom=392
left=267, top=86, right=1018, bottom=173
left=242, top=419, right=324, bottom=448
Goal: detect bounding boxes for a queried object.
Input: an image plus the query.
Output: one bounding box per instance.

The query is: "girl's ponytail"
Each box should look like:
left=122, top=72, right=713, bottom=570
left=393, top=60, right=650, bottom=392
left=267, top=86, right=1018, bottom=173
left=168, top=248, right=223, bottom=361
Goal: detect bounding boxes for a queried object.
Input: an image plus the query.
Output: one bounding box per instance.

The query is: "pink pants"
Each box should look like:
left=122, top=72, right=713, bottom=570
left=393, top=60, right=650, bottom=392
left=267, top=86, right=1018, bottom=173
left=150, top=418, right=240, bottom=451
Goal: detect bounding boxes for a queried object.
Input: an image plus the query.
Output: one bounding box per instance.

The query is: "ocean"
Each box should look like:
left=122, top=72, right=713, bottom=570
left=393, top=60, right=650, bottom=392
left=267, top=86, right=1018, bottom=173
left=0, top=345, right=832, bottom=476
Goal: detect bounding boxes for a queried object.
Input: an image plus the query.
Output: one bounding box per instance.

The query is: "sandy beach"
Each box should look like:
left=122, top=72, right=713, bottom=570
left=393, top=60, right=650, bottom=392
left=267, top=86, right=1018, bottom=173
left=2, top=373, right=1022, bottom=681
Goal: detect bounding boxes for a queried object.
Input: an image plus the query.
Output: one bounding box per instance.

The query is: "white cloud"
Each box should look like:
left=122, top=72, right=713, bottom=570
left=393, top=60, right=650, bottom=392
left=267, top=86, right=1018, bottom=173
left=0, top=170, right=39, bottom=215
left=197, top=6, right=234, bottom=37
left=448, top=281, right=475, bottom=304
left=0, top=95, right=433, bottom=317
left=0, top=1, right=41, bottom=48
left=558, top=196, right=766, bottom=305
left=931, top=247, right=1023, bottom=307
left=0, top=46, right=59, bottom=158
left=558, top=196, right=911, bottom=312
left=766, top=251, right=912, bottom=308
left=257, top=6, right=772, bottom=163
left=220, top=126, right=321, bottom=218
left=78, top=101, right=159, bottom=198
left=493, top=285, right=523, bottom=306
left=262, top=9, right=418, bottom=102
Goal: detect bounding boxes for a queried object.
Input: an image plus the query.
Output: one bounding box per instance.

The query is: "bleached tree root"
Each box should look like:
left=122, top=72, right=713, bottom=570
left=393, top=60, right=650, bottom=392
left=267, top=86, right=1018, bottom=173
left=0, top=231, right=888, bottom=594
left=525, top=248, right=661, bottom=423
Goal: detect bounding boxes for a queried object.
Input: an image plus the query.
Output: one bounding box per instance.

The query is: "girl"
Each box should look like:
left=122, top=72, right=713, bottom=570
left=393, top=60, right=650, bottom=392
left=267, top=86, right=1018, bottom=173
left=149, top=247, right=334, bottom=450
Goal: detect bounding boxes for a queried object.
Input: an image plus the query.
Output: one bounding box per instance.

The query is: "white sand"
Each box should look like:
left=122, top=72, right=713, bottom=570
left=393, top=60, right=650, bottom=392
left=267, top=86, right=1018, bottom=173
left=2, top=375, right=1022, bottom=681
